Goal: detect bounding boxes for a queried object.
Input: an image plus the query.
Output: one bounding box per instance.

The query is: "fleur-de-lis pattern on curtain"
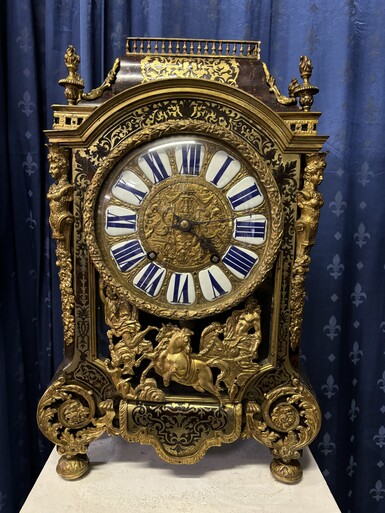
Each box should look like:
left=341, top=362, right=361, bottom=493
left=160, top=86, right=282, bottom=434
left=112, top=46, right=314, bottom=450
left=1, top=1, right=384, bottom=512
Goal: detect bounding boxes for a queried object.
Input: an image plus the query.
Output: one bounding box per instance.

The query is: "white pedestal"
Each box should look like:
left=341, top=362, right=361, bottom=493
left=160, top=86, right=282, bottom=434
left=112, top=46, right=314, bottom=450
left=21, top=437, right=340, bottom=513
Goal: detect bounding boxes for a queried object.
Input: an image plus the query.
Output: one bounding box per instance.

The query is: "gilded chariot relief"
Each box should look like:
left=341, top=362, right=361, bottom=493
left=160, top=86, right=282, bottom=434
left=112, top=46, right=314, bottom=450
left=38, top=38, right=327, bottom=483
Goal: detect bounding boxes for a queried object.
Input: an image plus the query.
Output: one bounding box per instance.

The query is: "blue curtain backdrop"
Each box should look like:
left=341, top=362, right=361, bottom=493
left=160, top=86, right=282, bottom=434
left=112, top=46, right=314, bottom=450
left=0, top=1, right=384, bottom=512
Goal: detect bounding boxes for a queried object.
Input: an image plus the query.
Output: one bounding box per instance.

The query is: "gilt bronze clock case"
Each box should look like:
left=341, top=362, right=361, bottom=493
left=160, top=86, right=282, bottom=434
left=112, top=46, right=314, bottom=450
left=38, top=38, right=327, bottom=483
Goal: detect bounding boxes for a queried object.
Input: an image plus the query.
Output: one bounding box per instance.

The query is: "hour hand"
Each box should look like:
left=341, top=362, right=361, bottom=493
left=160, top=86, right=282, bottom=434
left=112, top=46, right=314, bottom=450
left=171, top=214, right=190, bottom=231
left=190, top=227, right=220, bottom=262
left=171, top=215, right=220, bottom=261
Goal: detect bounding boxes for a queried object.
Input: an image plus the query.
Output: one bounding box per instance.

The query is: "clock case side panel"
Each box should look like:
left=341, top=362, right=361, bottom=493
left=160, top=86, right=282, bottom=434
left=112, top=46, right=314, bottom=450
left=39, top=79, right=326, bottom=477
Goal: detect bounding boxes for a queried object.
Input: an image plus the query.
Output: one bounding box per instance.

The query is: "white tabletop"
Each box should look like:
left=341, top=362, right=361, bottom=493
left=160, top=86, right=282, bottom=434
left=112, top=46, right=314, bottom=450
left=21, top=436, right=340, bottom=513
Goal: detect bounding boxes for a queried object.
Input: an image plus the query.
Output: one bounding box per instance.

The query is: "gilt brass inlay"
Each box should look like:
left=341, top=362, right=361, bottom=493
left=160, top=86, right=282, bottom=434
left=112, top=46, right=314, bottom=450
left=141, top=55, right=240, bottom=86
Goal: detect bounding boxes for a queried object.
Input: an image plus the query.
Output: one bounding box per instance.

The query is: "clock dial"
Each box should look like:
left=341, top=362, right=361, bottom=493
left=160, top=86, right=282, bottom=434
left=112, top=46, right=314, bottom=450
left=89, top=133, right=283, bottom=319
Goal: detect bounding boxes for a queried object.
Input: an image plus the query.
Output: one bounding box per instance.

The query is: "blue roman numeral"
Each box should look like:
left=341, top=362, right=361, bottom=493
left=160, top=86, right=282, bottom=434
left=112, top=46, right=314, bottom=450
left=135, top=263, right=165, bottom=297
left=106, top=212, right=137, bottom=230
left=222, top=246, right=257, bottom=278
left=228, top=183, right=261, bottom=209
left=115, top=176, right=147, bottom=202
left=235, top=219, right=266, bottom=238
left=171, top=273, right=190, bottom=303
left=180, top=144, right=202, bottom=175
left=142, top=151, right=169, bottom=183
left=111, top=240, right=145, bottom=272
left=207, top=270, right=227, bottom=299
left=210, top=155, right=234, bottom=186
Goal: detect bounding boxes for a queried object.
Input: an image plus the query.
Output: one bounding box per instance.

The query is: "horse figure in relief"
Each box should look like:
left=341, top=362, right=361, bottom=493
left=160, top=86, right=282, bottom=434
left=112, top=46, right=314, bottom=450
left=138, top=324, right=222, bottom=404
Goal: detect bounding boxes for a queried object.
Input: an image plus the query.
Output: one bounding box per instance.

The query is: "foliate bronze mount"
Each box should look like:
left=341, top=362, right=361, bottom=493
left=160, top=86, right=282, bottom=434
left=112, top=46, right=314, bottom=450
left=39, top=38, right=327, bottom=483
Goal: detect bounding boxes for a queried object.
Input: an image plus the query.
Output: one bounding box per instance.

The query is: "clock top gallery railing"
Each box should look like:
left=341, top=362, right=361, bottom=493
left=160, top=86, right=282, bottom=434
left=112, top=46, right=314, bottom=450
left=125, top=37, right=261, bottom=59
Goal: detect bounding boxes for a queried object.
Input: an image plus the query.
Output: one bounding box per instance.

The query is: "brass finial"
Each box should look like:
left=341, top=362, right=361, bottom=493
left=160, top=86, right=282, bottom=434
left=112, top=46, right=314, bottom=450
left=58, top=45, right=85, bottom=105
left=288, top=55, right=319, bottom=112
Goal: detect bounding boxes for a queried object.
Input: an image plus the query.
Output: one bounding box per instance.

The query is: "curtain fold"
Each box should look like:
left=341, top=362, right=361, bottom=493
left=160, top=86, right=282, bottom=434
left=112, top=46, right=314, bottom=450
left=1, top=1, right=384, bottom=512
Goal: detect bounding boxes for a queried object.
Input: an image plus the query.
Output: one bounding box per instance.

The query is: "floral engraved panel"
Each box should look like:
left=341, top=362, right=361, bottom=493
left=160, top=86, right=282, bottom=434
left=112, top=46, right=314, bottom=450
left=131, top=403, right=228, bottom=456
left=141, top=56, right=240, bottom=86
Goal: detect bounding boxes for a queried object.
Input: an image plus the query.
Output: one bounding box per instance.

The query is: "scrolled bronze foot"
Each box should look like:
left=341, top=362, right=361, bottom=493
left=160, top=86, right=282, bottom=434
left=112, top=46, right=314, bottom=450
left=270, top=457, right=302, bottom=484
left=56, top=452, right=90, bottom=480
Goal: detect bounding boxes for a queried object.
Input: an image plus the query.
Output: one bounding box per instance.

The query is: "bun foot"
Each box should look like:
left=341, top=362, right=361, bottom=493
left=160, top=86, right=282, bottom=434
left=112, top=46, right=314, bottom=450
left=56, top=453, right=90, bottom=480
left=270, top=457, right=303, bottom=484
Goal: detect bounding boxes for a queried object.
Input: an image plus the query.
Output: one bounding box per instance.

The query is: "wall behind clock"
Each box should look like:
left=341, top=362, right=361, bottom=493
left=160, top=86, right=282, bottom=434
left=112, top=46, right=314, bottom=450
left=0, top=1, right=384, bottom=512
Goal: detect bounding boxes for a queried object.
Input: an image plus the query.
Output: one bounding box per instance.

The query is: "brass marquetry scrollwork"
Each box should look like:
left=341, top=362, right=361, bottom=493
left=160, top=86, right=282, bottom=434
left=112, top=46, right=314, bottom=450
left=290, top=152, right=327, bottom=351
left=131, top=403, right=228, bottom=452
left=120, top=401, right=242, bottom=464
left=47, top=145, right=75, bottom=346
left=242, top=377, right=321, bottom=483
left=141, top=55, right=240, bottom=86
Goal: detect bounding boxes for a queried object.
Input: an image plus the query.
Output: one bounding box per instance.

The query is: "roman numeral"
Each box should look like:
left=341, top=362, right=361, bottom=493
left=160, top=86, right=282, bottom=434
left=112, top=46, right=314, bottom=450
left=210, top=155, right=234, bottom=186
left=140, top=151, right=170, bottom=183
left=106, top=211, right=137, bottom=230
left=110, top=239, right=145, bottom=272
left=228, top=182, right=261, bottom=209
left=113, top=173, right=148, bottom=204
left=207, top=270, right=227, bottom=298
left=198, top=266, right=231, bottom=301
left=222, top=246, right=257, bottom=278
left=235, top=219, right=266, bottom=240
left=134, top=263, right=166, bottom=297
left=205, top=150, right=241, bottom=188
left=179, top=144, right=202, bottom=175
left=167, top=273, right=194, bottom=304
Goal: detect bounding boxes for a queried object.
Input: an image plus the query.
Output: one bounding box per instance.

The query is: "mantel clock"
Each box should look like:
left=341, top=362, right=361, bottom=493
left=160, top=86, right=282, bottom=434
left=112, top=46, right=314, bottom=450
left=38, top=38, right=327, bottom=484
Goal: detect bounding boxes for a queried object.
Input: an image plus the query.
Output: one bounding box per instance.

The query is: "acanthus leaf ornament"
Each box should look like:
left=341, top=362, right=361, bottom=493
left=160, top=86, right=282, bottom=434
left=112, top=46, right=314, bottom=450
left=242, top=378, right=322, bottom=483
